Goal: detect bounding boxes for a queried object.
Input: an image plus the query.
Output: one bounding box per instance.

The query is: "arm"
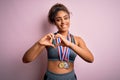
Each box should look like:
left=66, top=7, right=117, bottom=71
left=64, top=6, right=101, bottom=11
left=55, top=34, right=94, bottom=63
left=22, top=33, right=55, bottom=63
left=22, top=42, right=45, bottom=63
left=68, top=36, right=94, bottom=63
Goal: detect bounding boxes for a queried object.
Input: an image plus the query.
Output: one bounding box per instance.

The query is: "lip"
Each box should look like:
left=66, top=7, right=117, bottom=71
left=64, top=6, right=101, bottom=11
left=60, top=25, right=67, bottom=28
left=61, top=23, right=68, bottom=27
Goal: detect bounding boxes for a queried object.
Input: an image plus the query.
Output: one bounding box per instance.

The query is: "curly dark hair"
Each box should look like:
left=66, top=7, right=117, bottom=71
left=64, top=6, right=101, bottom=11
left=48, top=3, right=70, bottom=24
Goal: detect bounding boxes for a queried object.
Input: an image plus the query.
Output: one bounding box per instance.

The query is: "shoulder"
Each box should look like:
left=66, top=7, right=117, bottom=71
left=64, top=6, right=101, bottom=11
left=73, top=35, right=86, bottom=47
left=74, top=35, right=82, bottom=44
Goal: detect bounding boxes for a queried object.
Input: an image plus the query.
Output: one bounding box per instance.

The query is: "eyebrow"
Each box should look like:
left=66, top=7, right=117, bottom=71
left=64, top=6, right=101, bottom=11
left=55, top=15, right=69, bottom=19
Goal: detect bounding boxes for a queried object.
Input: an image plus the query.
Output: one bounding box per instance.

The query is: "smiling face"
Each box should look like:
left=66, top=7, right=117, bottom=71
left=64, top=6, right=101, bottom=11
left=54, top=10, right=70, bottom=32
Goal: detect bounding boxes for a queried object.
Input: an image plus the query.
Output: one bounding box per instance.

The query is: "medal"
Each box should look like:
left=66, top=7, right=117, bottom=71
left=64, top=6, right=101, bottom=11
left=64, top=61, right=70, bottom=68
left=58, top=61, right=64, bottom=68
left=58, top=61, right=70, bottom=69
left=56, top=32, right=71, bottom=69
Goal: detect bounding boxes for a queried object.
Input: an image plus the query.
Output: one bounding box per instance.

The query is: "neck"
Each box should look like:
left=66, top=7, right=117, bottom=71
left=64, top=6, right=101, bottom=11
left=57, top=31, right=69, bottom=37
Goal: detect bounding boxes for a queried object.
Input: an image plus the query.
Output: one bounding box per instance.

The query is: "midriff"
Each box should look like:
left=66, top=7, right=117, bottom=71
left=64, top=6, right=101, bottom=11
left=47, top=60, right=74, bottom=74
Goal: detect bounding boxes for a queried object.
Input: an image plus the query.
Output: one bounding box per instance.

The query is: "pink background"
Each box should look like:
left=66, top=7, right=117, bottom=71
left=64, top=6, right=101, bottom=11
left=0, top=0, right=120, bottom=80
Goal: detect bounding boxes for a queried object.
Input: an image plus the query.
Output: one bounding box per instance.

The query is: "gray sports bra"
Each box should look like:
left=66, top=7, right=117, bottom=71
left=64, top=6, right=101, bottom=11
left=46, top=34, right=77, bottom=62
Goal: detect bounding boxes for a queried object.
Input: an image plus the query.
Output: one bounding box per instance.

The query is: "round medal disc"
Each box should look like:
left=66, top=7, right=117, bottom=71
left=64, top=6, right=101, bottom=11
left=64, top=62, right=70, bottom=69
left=58, top=62, right=64, bottom=68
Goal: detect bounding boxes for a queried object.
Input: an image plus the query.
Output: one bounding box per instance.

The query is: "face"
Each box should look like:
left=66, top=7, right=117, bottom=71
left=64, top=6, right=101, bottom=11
left=54, top=10, right=70, bottom=32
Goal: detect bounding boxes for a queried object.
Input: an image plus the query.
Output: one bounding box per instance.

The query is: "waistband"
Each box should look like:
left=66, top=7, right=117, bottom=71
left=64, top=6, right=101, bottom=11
left=46, top=70, right=75, bottom=76
left=45, top=70, right=77, bottom=80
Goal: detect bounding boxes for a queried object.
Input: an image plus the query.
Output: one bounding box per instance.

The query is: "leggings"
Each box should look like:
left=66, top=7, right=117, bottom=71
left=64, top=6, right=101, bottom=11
left=44, top=70, right=77, bottom=80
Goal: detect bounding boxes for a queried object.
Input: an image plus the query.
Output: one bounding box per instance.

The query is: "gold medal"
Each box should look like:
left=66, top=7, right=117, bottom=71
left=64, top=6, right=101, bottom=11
left=58, top=61, right=64, bottom=68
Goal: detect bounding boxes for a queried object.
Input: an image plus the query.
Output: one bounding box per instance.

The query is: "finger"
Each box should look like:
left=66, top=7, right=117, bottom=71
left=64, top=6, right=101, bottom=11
left=47, top=33, right=55, bottom=39
left=48, top=33, right=54, bottom=43
left=55, top=33, right=62, bottom=39
left=48, top=44, right=55, bottom=48
left=50, top=33, right=55, bottom=38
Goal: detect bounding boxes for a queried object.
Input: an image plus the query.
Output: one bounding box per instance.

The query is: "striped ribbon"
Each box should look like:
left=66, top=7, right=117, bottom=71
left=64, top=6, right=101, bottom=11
left=56, top=33, right=71, bottom=62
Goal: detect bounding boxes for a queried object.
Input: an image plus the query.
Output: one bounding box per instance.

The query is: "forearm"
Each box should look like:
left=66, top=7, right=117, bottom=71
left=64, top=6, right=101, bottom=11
left=68, top=42, right=94, bottom=63
left=22, top=42, right=45, bottom=63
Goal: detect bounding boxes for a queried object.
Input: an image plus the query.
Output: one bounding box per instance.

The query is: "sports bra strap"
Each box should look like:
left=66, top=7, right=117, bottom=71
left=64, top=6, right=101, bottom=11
left=70, top=34, right=76, bottom=44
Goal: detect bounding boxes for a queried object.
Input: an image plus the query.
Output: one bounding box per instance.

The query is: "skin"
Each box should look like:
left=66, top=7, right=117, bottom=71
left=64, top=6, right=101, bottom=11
left=22, top=10, right=94, bottom=74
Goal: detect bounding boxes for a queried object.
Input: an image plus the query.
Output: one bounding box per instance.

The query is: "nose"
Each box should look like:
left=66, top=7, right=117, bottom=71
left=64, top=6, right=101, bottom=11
left=61, top=19, right=65, bottom=24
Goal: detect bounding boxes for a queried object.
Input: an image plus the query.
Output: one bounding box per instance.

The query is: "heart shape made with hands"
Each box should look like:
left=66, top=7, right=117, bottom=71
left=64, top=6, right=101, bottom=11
left=53, top=33, right=70, bottom=47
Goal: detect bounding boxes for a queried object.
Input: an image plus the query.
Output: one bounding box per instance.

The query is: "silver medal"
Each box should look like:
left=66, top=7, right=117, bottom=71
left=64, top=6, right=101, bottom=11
left=63, top=61, right=70, bottom=69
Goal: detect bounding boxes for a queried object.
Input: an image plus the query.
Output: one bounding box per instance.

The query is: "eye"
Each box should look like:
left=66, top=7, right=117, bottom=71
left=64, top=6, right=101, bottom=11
left=64, top=17, right=68, bottom=20
left=64, top=16, right=69, bottom=20
left=55, top=18, right=61, bottom=22
left=56, top=19, right=60, bottom=22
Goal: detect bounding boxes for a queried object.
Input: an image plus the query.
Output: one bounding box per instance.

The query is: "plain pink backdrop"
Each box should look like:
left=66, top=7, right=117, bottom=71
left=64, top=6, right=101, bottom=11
left=0, top=0, right=120, bottom=80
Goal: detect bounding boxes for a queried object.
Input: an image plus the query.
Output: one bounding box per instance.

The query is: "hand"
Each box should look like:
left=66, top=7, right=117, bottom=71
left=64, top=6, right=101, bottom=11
left=55, top=33, right=71, bottom=47
left=39, top=33, right=55, bottom=47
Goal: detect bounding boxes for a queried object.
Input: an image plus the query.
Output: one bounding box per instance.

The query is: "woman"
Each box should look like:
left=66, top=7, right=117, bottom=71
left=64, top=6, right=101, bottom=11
left=22, top=3, right=94, bottom=80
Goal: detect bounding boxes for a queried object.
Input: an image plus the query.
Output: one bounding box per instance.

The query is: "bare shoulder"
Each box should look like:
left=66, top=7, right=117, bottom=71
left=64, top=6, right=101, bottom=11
left=74, top=36, right=82, bottom=44
left=74, top=35, right=87, bottom=48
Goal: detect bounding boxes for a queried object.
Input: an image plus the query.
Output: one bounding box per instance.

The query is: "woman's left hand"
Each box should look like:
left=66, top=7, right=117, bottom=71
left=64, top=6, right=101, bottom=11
left=55, top=33, right=71, bottom=47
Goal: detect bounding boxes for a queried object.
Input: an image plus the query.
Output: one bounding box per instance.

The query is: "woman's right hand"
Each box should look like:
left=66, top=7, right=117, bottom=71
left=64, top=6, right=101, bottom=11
left=38, top=33, right=55, bottom=47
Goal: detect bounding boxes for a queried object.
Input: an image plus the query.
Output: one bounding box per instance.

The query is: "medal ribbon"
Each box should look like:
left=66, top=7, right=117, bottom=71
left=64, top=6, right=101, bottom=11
left=56, top=33, right=71, bottom=62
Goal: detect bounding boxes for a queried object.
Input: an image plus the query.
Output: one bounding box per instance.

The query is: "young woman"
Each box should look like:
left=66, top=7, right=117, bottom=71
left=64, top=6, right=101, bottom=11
left=22, top=3, right=94, bottom=80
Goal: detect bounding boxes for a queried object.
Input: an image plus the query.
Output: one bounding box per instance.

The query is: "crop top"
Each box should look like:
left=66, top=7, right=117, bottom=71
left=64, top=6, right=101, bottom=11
left=46, top=34, right=77, bottom=62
